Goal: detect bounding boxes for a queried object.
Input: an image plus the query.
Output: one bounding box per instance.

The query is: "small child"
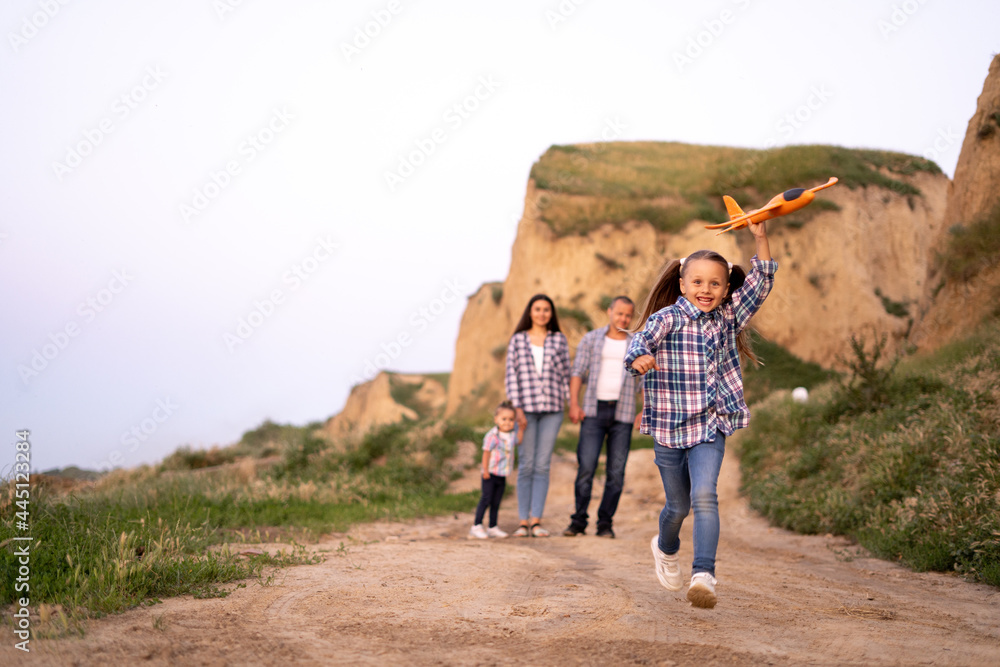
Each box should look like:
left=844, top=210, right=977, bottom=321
left=625, top=218, right=774, bottom=608
left=469, top=401, right=522, bottom=539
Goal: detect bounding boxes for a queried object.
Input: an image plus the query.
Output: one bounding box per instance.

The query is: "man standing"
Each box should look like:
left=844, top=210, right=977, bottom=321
left=563, top=296, right=641, bottom=538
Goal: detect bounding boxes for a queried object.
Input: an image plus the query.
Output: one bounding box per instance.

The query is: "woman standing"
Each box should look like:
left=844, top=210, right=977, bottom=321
left=504, top=294, right=570, bottom=537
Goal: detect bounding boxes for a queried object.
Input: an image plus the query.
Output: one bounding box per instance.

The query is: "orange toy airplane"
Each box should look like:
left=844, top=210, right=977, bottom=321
left=704, top=177, right=838, bottom=235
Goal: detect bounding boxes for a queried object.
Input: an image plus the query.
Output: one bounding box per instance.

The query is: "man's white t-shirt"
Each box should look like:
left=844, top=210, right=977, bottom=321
left=596, top=335, right=628, bottom=401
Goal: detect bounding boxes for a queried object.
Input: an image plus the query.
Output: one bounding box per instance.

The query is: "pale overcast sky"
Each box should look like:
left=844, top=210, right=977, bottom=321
left=2, top=0, right=997, bottom=473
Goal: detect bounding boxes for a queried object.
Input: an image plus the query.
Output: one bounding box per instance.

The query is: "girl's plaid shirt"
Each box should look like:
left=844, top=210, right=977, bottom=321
left=624, top=256, right=778, bottom=448
left=504, top=330, right=570, bottom=413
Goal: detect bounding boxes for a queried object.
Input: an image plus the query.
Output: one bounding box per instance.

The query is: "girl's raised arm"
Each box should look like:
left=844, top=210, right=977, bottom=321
left=748, top=219, right=771, bottom=262
left=730, top=221, right=776, bottom=330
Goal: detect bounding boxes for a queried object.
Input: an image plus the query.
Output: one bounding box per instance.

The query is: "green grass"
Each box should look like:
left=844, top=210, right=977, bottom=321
left=711, top=144, right=940, bottom=200
left=528, top=142, right=940, bottom=236
left=0, top=420, right=480, bottom=627
left=159, top=420, right=319, bottom=471
left=736, top=323, right=1000, bottom=586
left=874, top=288, right=911, bottom=319
left=595, top=252, right=625, bottom=271
left=557, top=307, right=594, bottom=331
left=939, top=204, right=1000, bottom=283
left=742, top=334, right=836, bottom=406
left=0, top=479, right=320, bottom=629
left=423, top=372, right=451, bottom=392
left=387, top=373, right=449, bottom=421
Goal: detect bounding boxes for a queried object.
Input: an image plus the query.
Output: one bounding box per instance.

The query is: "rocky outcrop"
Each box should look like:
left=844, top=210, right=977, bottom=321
left=446, top=168, right=949, bottom=418
left=912, top=55, right=1000, bottom=350
left=322, top=372, right=446, bottom=441
left=756, top=171, right=947, bottom=361
left=944, top=55, right=1000, bottom=232
left=333, top=58, right=997, bottom=429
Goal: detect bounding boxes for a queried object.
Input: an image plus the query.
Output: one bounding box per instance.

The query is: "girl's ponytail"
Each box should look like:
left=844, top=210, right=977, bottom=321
left=630, top=258, right=683, bottom=333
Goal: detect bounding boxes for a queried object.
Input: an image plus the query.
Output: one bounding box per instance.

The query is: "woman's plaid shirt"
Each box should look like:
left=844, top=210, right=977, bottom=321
left=505, top=330, right=570, bottom=413
left=624, top=256, right=778, bottom=448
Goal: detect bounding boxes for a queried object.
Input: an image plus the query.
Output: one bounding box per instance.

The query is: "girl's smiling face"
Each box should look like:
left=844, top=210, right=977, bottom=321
left=679, top=258, right=729, bottom=313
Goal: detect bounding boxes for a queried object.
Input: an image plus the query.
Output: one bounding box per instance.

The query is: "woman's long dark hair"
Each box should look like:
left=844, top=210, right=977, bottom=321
left=630, top=249, right=759, bottom=365
left=513, top=294, right=561, bottom=335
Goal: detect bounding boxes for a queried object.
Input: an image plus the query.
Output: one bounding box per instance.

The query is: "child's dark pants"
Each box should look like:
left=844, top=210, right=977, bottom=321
left=474, top=474, right=507, bottom=527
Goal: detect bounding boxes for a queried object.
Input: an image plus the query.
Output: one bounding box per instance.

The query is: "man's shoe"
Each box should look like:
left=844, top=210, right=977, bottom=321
left=687, top=572, right=718, bottom=609
left=650, top=536, right=682, bottom=591
left=596, top=527, right=615, bottom=538
left=563, top=525, right=585, bottom=537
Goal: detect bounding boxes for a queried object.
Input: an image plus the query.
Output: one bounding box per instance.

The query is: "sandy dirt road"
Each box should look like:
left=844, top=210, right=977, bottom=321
left=12, top=446, right=1000, bottom=666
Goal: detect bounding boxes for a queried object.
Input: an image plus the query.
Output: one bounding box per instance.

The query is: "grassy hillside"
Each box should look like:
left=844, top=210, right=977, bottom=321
left=736, top=321, right=1000, bottom=586
left=742, top=333, right=836, bottom=406
left=0, top=416, right=479, bottom=630
left=528, top=142, right=940, bottom=236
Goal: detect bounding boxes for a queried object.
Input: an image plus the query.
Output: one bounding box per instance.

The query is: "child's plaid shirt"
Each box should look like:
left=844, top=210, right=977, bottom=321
left=624, top=256, right=778, bottom=448
left=483, top=425, right=517, bottom=477
left=505, top=330, right=570, bottom=413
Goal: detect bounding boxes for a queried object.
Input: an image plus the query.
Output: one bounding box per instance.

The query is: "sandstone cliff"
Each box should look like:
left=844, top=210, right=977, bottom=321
left=446, top=161, right=948, bottom=418
left=329, top=58, right=999, bottom=431
left=911, top=54, right=1000, bottom=350
left=321, top=372, right=447, bottom=441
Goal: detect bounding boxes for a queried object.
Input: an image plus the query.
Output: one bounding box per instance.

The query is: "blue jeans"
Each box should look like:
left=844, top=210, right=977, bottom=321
left=570, top=401, right=632, bottom=531
left=653, top=431, right=725, bottom=576
left=517, top=411, right=563, bottom=521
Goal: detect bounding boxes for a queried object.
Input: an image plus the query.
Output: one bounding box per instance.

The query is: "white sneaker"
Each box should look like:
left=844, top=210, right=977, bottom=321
left=486, top=526, right=508, bottom=538
left=468, top=524, right=488, bottom=539
left=650, top=536, right=682, bottom=591
left=687, top=572, right=717, bottom=608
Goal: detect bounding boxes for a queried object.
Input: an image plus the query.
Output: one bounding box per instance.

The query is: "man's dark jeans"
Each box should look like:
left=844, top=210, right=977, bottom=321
left=570, top=400, right=632, bottom=532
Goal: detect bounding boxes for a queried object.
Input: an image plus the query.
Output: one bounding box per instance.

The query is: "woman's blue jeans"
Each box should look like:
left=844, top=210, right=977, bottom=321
left=517, top=411, right=563, bottom=521
left=653, top=431, right=725, bottom=576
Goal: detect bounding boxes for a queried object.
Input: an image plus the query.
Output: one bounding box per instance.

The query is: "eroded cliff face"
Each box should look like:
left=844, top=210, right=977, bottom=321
left=944, top=55, right=1000, bottom=232
left=322, top=372, right=446, bottom=441
left=912, top=54, right=1000, bottom=350
left=334, top=58, right=999, bottom=430
left=445, top=171, right=949, bottom=418
left=756, top=171, right=948, bottom=361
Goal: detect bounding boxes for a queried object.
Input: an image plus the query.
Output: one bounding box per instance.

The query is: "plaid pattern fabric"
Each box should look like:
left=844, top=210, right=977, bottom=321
left=483, top=426, right=516, bottom=477
left=505, top=331, right=570, bottom=413
left=625, top=256, right=778, bottom=448
left=572, top=325, right=639, bottom=423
